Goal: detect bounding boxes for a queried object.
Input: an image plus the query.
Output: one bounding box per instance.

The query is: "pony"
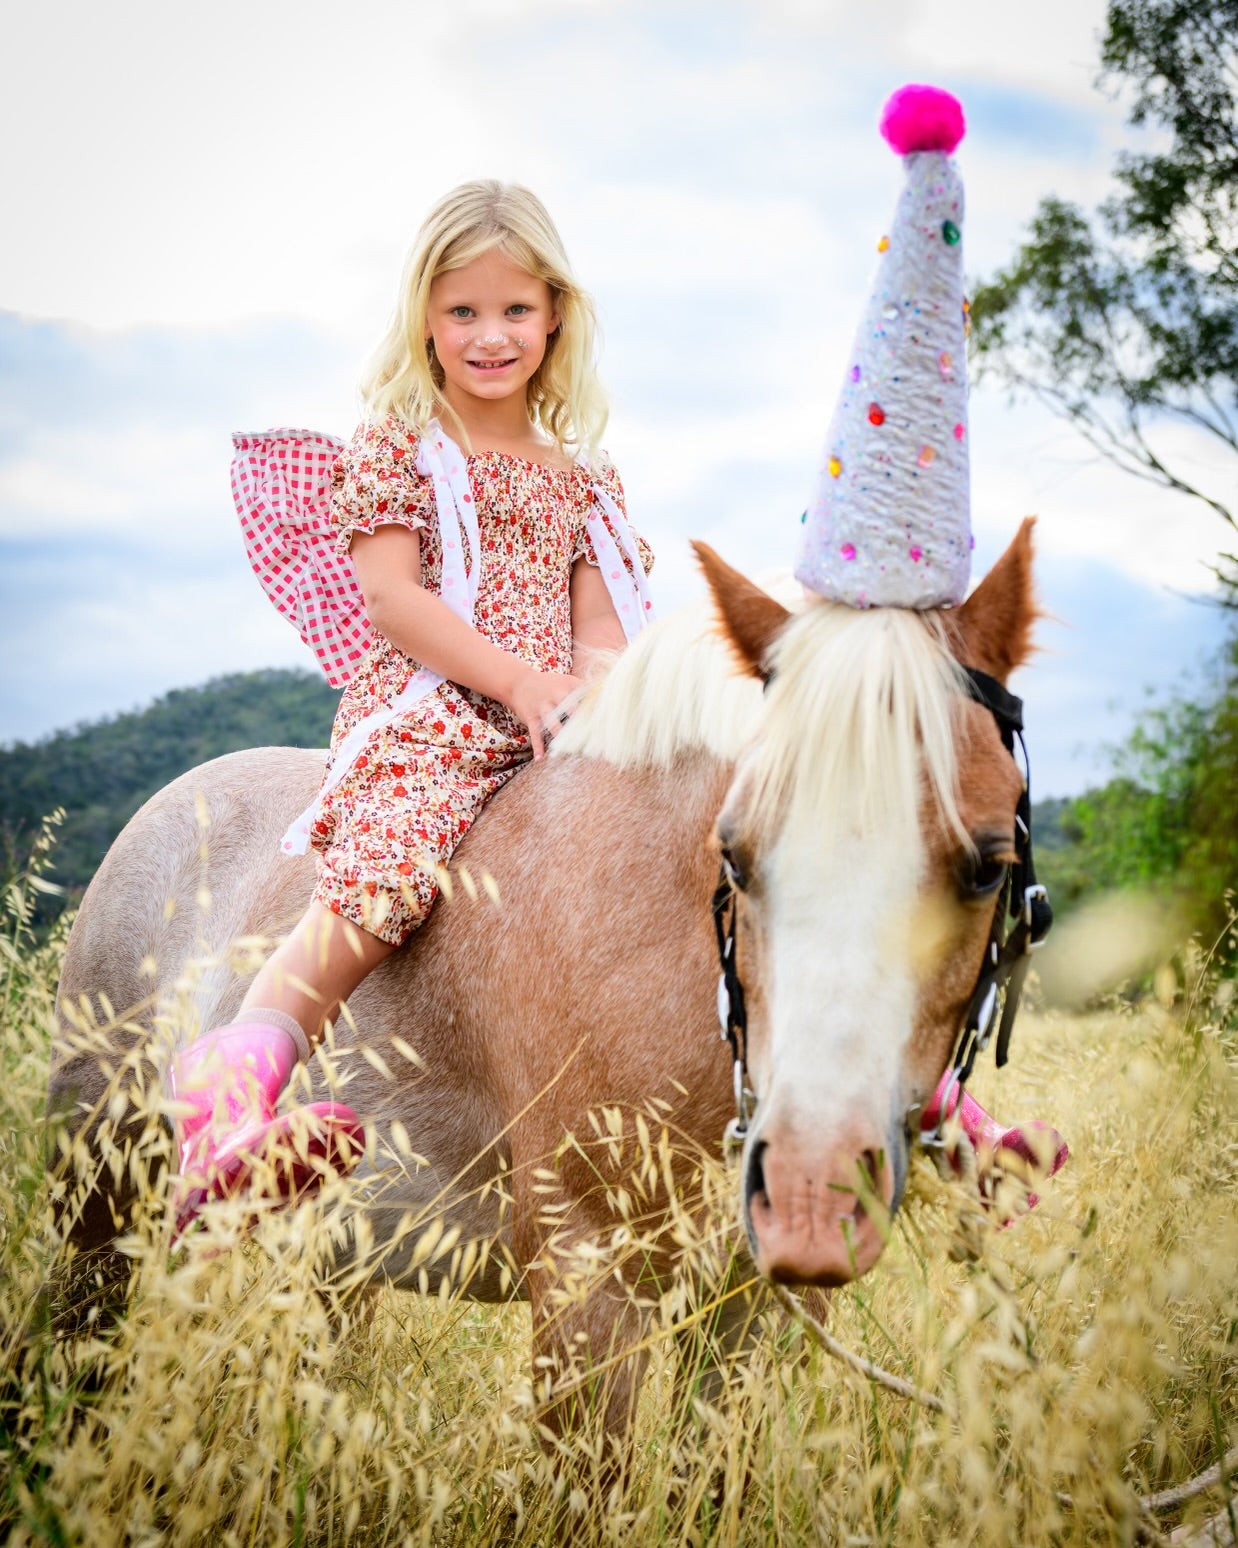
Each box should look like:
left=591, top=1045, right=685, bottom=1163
left=48, top=523, right=1039, bottom=1457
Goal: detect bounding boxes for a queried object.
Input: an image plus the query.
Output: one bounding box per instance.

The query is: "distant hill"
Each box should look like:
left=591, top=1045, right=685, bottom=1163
left=3, top=668, right=1097, bottom=928
left=0, top=669, right=338, bottom=914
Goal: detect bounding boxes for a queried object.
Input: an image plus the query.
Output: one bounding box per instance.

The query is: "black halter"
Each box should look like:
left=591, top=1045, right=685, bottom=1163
left=711, top=665, right=1053, bottom=1146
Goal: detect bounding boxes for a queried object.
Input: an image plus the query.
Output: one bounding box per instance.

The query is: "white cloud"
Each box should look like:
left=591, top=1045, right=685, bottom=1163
left=895, top=0, right=1109, bottom=106
left=2, top=0, right=1226, bottom=799
left=969, top=396, right=1230, bottom=597
left=0, top=426, right=219, bottom=536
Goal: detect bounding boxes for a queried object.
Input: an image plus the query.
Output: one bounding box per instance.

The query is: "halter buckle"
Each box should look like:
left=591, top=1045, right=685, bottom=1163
left=1023, top=883, right=1050, bottom=946
left=724, top=1057, right=755, bottom=1149
left=723, top=1116, right=749, bottom=1151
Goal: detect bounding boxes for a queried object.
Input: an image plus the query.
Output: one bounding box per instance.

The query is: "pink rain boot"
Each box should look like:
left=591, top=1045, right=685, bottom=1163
left=921, top=1073, right=1068, bottom=1217
left=169, top=1011, right=363, bottom=1236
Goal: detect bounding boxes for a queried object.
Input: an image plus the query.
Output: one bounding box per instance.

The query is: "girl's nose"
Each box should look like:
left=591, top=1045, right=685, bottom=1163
left=472, top=332, right=529, bottom=351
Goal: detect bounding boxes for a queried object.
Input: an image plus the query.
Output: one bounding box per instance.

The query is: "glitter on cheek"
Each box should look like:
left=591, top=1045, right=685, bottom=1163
left=514, top=337, right=529, bottom=351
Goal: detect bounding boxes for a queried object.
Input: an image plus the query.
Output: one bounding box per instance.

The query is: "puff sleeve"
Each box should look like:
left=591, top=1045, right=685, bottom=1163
left=332, top=418, right=434, bottom=554
left=572, top=458, right=655, bottom=578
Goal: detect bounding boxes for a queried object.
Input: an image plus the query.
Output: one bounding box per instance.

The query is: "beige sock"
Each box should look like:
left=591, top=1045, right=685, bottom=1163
left=240, top=1007, right=311, bottom=1066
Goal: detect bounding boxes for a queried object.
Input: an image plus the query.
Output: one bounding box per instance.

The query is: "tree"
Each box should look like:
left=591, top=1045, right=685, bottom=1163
left=1041, top=634, right=1238, bottom=945
left=969, top=0, right=1238, bottom=589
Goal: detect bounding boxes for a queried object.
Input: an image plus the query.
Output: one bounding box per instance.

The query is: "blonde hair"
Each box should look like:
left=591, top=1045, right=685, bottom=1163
left=360, top=180, right=608, bottom=455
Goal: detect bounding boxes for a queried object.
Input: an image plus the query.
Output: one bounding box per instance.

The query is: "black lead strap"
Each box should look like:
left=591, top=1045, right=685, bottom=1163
left=931, top=670, right=1054, bottom=1133
left=712, top=866, right=753, bottom=1142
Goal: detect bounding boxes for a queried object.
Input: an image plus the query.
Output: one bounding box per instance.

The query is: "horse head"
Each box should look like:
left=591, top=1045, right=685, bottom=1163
left=694, top=518, right=1039, bottom=1285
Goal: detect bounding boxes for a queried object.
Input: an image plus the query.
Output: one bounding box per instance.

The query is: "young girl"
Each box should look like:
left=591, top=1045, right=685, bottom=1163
left=171, top=181, right=653, bottom=1228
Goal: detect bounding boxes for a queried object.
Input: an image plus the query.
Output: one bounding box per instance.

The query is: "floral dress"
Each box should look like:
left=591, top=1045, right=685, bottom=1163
left=309, top=418, right=653, bottom=944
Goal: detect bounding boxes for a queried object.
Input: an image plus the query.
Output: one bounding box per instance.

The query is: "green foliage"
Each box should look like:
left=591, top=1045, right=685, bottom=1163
left=0, top=669, right=337, bottom=919
left=969, top=0, right=1238, bottom=581
left=1035, top=633, right=1238, bottom=941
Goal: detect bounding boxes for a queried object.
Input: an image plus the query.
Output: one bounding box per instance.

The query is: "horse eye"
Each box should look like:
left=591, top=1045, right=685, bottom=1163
left=959, top=851, right=1009, bottom=901
left=721, top=845, right=749, bottom=892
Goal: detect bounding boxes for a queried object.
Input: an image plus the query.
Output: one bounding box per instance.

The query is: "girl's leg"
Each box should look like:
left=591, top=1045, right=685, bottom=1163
left=240, top=902, right=397, bottom=1046
left=170, top=905, right=395, bottom=1232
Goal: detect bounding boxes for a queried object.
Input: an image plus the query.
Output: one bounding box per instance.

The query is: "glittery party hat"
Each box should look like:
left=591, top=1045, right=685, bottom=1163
left=795, top=84, right=971, bottom=609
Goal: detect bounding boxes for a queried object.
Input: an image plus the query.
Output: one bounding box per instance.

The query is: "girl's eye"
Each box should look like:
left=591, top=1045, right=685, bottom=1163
left=507, top=304, right=531, bottom=316
left=449, top=306, right=473, bottom=319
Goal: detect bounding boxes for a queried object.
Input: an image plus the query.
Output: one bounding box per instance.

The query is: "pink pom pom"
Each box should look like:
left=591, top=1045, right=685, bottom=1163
left=879, top=84, right=965, bottom=156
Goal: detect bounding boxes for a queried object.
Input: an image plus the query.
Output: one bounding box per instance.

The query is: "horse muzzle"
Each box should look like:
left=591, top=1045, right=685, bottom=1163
left=741, top=1119, right=902, bottom=1285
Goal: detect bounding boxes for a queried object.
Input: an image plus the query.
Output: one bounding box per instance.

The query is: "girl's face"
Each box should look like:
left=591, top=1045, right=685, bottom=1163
left=424, top=248, right=559, bottom=412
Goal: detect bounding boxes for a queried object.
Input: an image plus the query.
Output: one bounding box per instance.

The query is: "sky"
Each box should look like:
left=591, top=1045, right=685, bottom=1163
left=1, top=0, right=1232, bottom=797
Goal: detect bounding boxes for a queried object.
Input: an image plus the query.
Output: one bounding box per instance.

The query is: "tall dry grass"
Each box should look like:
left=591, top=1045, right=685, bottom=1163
left=2, top=831, right=1236, bottom=1546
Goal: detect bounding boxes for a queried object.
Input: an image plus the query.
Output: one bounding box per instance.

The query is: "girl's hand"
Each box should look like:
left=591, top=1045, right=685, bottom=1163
left=504, top=667, right=583, bottom=762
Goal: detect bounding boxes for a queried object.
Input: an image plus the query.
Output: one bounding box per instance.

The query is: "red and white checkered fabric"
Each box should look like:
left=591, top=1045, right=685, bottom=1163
left=231, top=428, right=372, bottom=689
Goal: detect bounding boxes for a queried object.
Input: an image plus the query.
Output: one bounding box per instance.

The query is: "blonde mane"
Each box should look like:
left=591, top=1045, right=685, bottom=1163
left=552, top=596, right=768, bottom=768
left=556, top=587, right=967, bottom=848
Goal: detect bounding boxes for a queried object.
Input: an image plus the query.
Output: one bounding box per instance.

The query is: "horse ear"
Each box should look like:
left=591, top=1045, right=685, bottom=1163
left=951, top=517, right=1040, bottom=683
left=692, top=540, right=793, bottom=680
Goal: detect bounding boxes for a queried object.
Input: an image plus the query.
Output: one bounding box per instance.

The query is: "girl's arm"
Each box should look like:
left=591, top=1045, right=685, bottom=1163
left=569, top=557, right=627, bottom=676
left=350, top=524, right=578, bottom=761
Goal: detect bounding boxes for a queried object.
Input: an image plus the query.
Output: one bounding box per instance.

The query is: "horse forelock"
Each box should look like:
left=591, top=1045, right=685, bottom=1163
left=740, top=601, right=968, bottom=855
left=554, top=586, right=968, bottom=865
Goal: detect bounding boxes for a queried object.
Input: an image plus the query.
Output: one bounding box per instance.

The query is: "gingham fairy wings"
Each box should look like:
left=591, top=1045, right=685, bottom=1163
left=231, top=429, right=371, bottom=689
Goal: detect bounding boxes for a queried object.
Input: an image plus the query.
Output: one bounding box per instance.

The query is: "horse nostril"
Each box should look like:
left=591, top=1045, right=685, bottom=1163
left=744, top=1139, right=769, bottom=1207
